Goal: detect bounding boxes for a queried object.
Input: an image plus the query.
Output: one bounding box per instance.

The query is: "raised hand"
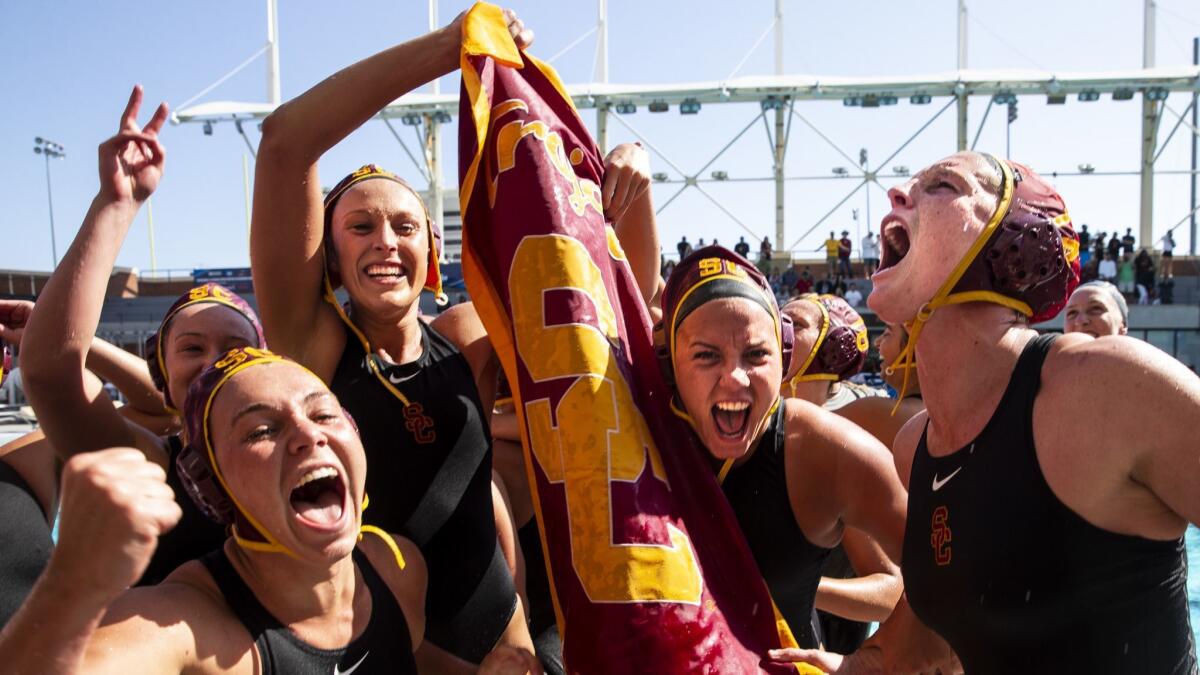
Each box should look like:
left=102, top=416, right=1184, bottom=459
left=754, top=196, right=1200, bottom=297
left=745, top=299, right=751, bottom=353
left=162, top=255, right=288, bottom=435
left=503, top=9, right=534, bottom=50
left=98, top=85, right=168, bottom=205
left=0, top=299, right=34, bottom=345
left=50, top=448, right=182, bottom=602
left=602, top=142, right=651, bottom=224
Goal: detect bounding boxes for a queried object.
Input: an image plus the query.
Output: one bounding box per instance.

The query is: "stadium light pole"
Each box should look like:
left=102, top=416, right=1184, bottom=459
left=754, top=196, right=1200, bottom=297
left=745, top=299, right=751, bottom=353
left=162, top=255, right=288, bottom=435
left=33, top=137, right=65, bottom=269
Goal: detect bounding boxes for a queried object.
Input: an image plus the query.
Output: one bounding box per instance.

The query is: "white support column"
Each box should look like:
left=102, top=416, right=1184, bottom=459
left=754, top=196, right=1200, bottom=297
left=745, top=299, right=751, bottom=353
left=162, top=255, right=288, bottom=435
left=266, top=0, right=281, bottom=106
left=596, top=0, right=609, bottom=154
left=774, top=0, right=785, bottom=252
left=956, top=0, right=968, bottom=151
left=428, top=0, right=444, bottom=231
left=1139, top=0, right=1157, bottom=248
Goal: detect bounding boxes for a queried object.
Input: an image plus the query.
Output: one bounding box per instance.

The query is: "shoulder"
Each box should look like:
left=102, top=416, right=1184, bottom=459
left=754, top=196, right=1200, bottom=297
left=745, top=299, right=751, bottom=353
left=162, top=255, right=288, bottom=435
left=89, top=560, right=251, bottom=671
left=1040, top=333, right=1191, bottom=408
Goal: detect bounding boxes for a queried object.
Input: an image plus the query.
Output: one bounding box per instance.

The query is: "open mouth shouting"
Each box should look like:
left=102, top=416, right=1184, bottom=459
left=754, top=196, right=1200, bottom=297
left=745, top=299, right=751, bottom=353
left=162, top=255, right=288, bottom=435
left=712, top=400, right=751, bottom=439
left=877, top=217, right=911, bottom=275
left=363, top=262, right=408, bottom=285
left=289, top=465, right=350, bottom=531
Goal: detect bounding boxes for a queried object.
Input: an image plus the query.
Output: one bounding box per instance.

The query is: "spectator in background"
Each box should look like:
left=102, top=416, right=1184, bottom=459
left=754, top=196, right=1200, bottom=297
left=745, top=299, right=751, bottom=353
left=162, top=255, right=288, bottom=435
left=697, top=238, right=707, bottom=248
left=1079, top=256, right=1100, bottom=284
left=1121, top=228, right=1136, bottom=256
left=1094, top=231, right=1108, bottom=262
left=837, top=230, right=853, bottom=279
left=832, top=278, right=848, bottom=298
left=861, top=232, right=879, bottom=276
left=814, top=275, right=835, bottom=295
left=759, top=236, right=773, bottom=263
left=795, top=267, right=814, bottom=295
left=1134, top=249, right=1155, bottom=295
left=822, top=231, right=839, bottom=277
left=1161, top=231, right=1175, bottom=278
left=1064, top=281, right=1128, bottom=338
left=843, top=283, right=863, bottom=307
left=1107, top=231, right=1122, bottom=260
left=1078, top=225, right=1091, bottom=267
left=712, top=238, right=719, bottom=247
left=1098, top=251, right=1118, bottom=282
left=734, top=236, right=751, bottom=258
left=1159, top=277, right=1175, bottom=305
left=781, top=265, right=798, bottom=292
left=1117, top=254, right=1135, bottom=295
left=677, top=236, right=692, bottom=260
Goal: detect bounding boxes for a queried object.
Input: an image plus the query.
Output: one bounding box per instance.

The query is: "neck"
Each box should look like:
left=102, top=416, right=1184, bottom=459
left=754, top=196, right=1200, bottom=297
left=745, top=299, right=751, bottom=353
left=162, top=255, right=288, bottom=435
left=225, top=540, right=357, bottom=625
left=788, top=379, right=832, bottom=406
left=351, top=301, right=425, bottom=365
left=913, top=303, right=1036, bottom=452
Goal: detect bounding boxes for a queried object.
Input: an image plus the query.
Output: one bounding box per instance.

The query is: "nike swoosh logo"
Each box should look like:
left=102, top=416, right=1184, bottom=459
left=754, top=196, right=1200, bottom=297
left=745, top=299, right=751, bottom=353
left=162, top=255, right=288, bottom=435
left=334, top=651, right=369, bottom=675
left=931, top=466, right=962, bottom=492
left=387, top=371, right=417, bottom=385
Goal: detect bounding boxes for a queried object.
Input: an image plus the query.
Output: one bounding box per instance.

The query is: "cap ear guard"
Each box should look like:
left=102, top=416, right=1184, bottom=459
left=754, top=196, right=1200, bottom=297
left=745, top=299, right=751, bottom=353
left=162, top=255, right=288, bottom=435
left=175, top=444, right=236, bottom=525
left=652, top=319, right=675, bottom=390
left=779, top=313, right=794, bottom=377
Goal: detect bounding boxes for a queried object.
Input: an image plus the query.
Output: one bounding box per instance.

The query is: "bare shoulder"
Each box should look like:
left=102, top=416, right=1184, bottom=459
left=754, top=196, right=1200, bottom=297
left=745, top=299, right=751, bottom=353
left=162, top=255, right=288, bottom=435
left=892, top=409, right=928, bottom=491
left=358, top=530, right=427, bottom=650
left=783, top=397, right=881, bottom=451
left=1041, top=333, right=1198, bottom=414
left=429, top=301, right=486, bottom=345
left=88, top=560, right=253, bottom=673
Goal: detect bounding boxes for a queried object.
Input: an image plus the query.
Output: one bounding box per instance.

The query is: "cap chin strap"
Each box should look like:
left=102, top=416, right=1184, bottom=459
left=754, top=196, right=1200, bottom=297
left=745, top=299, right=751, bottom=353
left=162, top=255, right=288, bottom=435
left=783, top=296, right=834, bottom=398
left=883, top=156, right=1024, bottom=415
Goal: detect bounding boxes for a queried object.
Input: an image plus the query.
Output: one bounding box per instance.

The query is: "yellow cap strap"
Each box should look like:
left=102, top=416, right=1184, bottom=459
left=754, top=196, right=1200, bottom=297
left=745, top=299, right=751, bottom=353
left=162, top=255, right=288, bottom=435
left=359, top=525, right=407, bottom=571
left=886, top=156, right=1016, bottom=412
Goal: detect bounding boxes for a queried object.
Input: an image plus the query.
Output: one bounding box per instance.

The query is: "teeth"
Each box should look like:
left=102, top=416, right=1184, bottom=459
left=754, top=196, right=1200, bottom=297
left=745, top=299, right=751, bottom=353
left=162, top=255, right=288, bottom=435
left=295, top=466, right=338, bottom=489
left=366, top=264, right=403, bottom=276
left=715, top=401, right=750, bottom=411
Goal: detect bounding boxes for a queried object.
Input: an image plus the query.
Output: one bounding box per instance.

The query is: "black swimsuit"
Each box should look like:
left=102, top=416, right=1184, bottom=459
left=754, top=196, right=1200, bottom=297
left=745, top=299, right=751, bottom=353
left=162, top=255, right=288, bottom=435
left=719, top=403, right=832, bottom=648
left=139, top=435, right=228, bottom=586
left=903, top=334, right=1196, bottom=674
left=202, top=546, right=415, bottom=675
left=0, top=461, right=52, bottom=628
left=330, top=320, right=516, bottom=662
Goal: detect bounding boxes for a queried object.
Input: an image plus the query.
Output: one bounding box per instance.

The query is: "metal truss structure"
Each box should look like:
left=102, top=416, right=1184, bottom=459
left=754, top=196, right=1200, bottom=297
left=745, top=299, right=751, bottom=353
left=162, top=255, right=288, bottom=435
left=174, top=0, right=1200, bottom=256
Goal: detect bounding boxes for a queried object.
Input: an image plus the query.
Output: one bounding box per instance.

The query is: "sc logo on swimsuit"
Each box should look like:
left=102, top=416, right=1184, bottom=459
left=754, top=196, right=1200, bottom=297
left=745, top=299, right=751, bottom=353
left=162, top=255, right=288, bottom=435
left=931, top=505, right=952, bottom=566
left=403, top=402, right=435, bottom=445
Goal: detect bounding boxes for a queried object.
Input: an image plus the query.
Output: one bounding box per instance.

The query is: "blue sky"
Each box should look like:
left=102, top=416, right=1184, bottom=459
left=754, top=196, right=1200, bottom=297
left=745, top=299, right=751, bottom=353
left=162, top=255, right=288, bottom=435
left=2, top=1, right=1199, bottom=274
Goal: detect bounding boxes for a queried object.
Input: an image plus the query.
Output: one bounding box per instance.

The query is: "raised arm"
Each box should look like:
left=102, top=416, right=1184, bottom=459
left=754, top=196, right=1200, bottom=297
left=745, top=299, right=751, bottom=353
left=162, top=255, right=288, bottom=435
left=19, top=86, right=168, bottom=464
left=251, top=11, right=532, bottom=377
left=603, top=143, right=660, bottom=308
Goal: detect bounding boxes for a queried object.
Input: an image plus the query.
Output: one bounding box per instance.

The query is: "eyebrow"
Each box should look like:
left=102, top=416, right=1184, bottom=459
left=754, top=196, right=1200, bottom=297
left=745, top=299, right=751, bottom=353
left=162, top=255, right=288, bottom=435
left=229, top=390, right=331, bottom=425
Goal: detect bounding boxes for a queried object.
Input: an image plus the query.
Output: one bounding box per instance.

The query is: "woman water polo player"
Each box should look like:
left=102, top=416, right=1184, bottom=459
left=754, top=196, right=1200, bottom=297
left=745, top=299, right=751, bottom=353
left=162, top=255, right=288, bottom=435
left=780, top=294, right=884, bottom=411
left=18, top=87, right=267, bottom=586
left=785, top=151, right=1199, bottom=674
left=654, top=246, right=908, bottom=650
left=250, top=8, right=659, bottom=670
left=1063, top=280, right=1128, bottom=338
left=776, top=294, right=902, bottom=654
left=1, top=347, right=541, bottom=674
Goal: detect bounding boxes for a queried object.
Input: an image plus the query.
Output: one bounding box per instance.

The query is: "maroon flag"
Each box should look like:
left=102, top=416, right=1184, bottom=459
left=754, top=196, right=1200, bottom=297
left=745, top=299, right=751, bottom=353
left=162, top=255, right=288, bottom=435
left=458, top=4, right=807, bottom=672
